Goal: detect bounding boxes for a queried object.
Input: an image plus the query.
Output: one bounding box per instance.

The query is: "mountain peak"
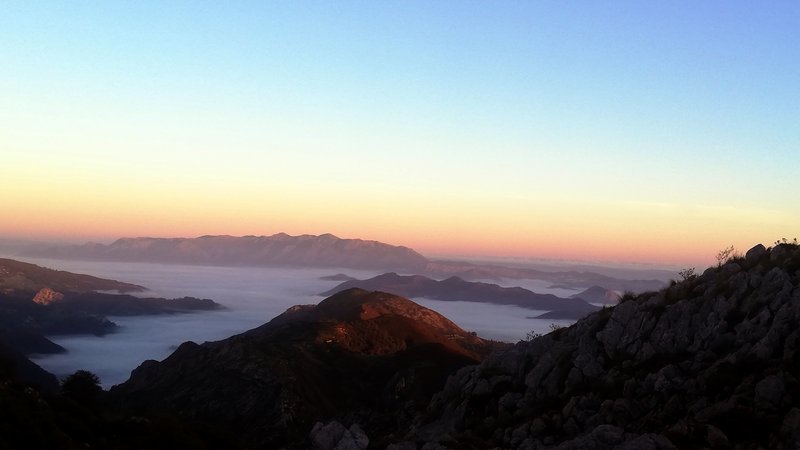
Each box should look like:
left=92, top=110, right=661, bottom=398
left=112, top=290, right=505, bottom=448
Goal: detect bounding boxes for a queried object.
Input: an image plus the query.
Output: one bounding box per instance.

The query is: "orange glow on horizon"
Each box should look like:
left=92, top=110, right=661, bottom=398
left=2, top=166, right=794, bottom=268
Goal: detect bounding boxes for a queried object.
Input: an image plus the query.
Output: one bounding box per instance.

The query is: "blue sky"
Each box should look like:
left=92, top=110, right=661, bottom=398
left=2, top=1, right=798, bottom=264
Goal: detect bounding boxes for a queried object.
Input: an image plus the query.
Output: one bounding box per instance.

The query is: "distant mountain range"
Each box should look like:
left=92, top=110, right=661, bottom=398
left=27, top=234, right=429, bottom=271
left=25, top=234, right=668, bottom=293
left=321, top=272, right=599, bottom=320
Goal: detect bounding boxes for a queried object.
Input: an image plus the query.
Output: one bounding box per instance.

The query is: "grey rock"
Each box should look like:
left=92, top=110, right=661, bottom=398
left=310, top=421, right=369, bottom=450
left=420, top=443, right=449, bottom=450
left=386, top=442, right=416, bottom=450
left=755, top=374, right=785, bottom=411
left=746, top=244, right=766, bottom=262
left=311, top=421, right=347, bottom=450
left=705, top=424, right=729, bottom=449
left=616, top=434, right=675, bottom=450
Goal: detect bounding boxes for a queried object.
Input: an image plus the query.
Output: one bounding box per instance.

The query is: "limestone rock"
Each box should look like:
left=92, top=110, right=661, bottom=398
left=32, top=288, right=64, bottom=305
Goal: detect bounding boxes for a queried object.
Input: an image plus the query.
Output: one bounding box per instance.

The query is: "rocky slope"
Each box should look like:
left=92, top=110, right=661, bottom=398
left=29, top=234, right=430, bottom=271
left=402, top=243, right=800, bottom=449
left=322, top=273, right=599, bottom=320
left=111, top=288, right=506, bottom=449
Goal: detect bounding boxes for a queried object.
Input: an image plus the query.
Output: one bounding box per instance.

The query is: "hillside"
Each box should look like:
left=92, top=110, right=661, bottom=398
left=0, top=259, right=222, bottom=358
left=0, top=258, right=144, bottom=293
left=28, top=234, right=430, bottom=271
left=322, top=272, right=599, bottom=320
left=405, top=243, right=800, bottom=449
left=110, top=288, right=506, bottom=449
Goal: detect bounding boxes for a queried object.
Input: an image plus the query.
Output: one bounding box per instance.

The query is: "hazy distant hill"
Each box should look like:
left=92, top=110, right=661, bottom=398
left=425, top=260, right=667, bottom=292
left=570, top=285, right=622, bottom=305
left=322, top=272, right=599, bottom=320
left=30, top=234, right=430, bottom=271
left=24, top=234, right=668, bottom=295
left=0, top=258, right=144, bottom=293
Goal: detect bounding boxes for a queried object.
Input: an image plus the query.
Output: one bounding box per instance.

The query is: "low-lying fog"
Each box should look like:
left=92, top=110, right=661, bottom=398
left=17, top=257, right=583, bottom=388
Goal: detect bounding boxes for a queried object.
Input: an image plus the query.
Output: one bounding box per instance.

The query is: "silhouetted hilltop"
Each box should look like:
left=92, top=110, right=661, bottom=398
left=406, top=243, right=800, bottom=449
left=322, top=272, right=599, bottom=320
left=29, top=233, right=430, bottom=271
left=111, top=288, right=506, bottom=448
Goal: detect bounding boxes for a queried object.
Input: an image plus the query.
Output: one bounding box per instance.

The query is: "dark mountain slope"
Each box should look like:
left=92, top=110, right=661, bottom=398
left=407, top=243, right=800, bottom=449
left=110, top=289, right=506, bottom=449
left=322, top=273, right=599, bottom=320
left=0, top=340, right=59, bottom=392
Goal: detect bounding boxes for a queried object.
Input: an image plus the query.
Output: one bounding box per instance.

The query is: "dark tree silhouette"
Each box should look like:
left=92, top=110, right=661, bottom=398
left=61, top=369, right=102, bottom=404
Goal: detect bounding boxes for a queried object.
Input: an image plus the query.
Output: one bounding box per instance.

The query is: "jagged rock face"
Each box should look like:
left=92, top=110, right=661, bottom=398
left=111, top=289, right=505, bottom=449
left=412, top=244, right=800, bottom=449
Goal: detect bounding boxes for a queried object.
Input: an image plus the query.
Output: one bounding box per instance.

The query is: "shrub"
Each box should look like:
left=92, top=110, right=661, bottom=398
left=61, top=370, right=102, bottom=404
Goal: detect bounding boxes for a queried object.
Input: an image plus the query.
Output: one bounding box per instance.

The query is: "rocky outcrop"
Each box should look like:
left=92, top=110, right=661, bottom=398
left=407, top=243, right=800, bottom=449
left=111, top=289, right=506, bottom=449
left=30, top=234, right=430, bottom=271
left=322, top=273, right=599, bottom=320
left=32, top=287, right=64, bottom=305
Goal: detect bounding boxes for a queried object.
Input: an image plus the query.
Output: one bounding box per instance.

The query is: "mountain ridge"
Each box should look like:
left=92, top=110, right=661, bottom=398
left=28, top=234, right=429, bottom=271
left=322, top=272, right=599, bottom=320
left=23, top=234, right=667, bottom=293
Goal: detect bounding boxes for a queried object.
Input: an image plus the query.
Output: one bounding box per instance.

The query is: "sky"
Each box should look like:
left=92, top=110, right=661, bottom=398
left=1, top=1, right=798, bottom=266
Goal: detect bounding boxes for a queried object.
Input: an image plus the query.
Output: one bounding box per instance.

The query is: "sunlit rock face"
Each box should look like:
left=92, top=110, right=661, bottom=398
left=32, top=287, right=64, bottom=305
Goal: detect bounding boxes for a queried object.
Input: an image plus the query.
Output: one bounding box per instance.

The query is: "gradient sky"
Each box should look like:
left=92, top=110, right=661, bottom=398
left=2, top=1, right=798, bottom=266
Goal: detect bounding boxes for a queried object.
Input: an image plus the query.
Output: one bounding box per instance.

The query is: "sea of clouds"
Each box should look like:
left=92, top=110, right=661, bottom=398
left=16, top=257, right=579, bottom=387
